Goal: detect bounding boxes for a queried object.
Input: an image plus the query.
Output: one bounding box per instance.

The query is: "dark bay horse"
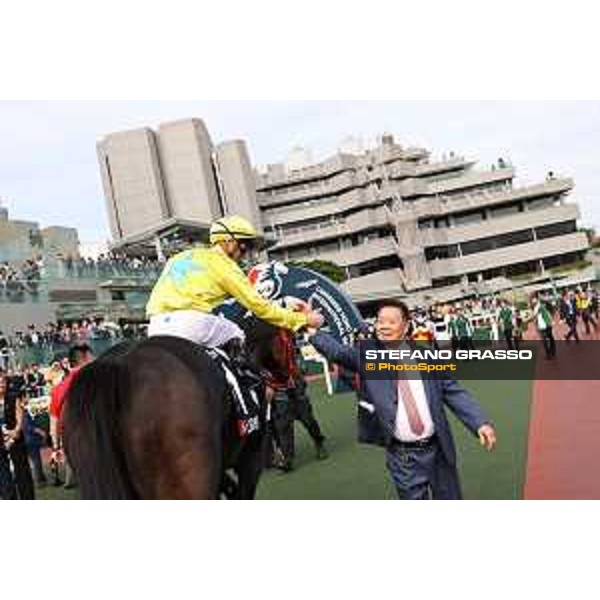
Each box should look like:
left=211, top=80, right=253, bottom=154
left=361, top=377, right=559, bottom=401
left=63, top=319, right=288, bottom=499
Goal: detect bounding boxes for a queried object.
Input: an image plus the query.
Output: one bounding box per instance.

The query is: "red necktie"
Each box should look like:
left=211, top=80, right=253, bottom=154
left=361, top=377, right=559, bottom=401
left=397, top=374, right=425, bottom=436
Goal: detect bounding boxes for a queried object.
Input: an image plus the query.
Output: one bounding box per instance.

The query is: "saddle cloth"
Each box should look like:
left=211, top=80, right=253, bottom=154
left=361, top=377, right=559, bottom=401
left=206, top=347, right=263, bottom=438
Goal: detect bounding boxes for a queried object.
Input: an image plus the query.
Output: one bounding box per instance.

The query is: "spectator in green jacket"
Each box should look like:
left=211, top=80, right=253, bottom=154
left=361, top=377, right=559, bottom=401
left=532, top=295, right=556, bottom=359
left=498, top=300, right=516, bottom=350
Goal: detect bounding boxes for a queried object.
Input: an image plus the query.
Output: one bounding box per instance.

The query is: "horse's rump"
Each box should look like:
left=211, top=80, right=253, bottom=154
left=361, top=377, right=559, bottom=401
left=64, top=336, right=226, bottom=499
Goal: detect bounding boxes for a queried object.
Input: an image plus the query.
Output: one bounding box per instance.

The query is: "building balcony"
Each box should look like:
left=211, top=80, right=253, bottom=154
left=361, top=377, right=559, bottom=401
left=290, top=236, right=398, bottom=268
left=255, top=153, right=359, bottom=190
left=427, top=231, right=589, bottom=278
left=257, top=170, right=364, bottom=208
left=370, top=144, right=428, bottom=165
left=395, top=178, right=430, bottom=198
left=418, top=203, right=580, bottom=247
left=255, top=145, right=429, bottom=191
left=403, top=177, right=574, bottom=220
left=427, top=167, right=515, bottom=196
left=271, top=207, right=390, bottom=249
left=414, top=156, right=474, bottom=177
left=380, top=168, right=515, bottom=202
left=385, top=156, right=474, bottom=181
left=262, top=188, right=379, bottom=228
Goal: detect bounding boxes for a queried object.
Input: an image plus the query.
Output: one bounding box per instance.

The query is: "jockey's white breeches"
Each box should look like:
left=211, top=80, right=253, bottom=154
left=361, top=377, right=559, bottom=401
left=147, top=310, right=245, bottom=348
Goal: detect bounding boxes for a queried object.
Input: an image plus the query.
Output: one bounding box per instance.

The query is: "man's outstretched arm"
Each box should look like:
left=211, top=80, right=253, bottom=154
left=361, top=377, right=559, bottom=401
left=309, top=331, right=360, bottom=373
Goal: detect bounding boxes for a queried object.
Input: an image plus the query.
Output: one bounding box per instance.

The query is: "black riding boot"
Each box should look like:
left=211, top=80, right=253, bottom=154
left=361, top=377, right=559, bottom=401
left=219, top=339, right=263, bottom=438
left=221, top=339, right=262, bottom=387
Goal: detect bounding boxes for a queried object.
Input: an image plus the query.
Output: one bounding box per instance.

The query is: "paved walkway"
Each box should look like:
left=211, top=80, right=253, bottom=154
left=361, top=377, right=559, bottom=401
left=524, top=319, right=600, bottom=499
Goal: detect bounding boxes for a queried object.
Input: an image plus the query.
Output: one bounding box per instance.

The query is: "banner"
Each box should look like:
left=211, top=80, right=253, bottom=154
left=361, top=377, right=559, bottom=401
left=216, top=261, right=363, bottom=344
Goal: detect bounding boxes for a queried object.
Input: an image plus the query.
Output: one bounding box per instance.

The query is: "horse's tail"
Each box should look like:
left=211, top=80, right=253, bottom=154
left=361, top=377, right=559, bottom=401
left=63, top=348, right=137, bottom=499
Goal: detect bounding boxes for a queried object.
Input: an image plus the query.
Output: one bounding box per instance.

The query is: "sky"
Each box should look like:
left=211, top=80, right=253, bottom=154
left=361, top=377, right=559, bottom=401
left=0, top=101, right=598, bottom=244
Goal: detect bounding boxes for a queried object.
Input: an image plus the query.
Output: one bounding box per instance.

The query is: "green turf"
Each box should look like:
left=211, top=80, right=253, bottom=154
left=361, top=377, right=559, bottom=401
left=37, top=484, right=78, bottom=500
left=36, top=378, right=532, bottom=500
left=257, top=378, right=533, bottom=500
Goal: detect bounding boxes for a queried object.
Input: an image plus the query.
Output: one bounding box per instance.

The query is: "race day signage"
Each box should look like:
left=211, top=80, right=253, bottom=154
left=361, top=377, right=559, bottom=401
left=215, top=261, right=363, bottom=344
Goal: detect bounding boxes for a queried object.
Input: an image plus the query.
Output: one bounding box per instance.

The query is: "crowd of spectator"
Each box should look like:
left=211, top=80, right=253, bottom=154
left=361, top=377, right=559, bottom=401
left=56, top=253, right=163, bottom=279
left=0, top=317, right=147, bottom=498
left=0, top=346, right=88, bottom=498
left=348, top=285, right=599, bottom=358
left=0, top=317, right=147, bottom=373
left=0, top=252, right=164, bottom=305
left=0, top=258, right=43, bottom=297
left=418, top=285, right=599, bottom=358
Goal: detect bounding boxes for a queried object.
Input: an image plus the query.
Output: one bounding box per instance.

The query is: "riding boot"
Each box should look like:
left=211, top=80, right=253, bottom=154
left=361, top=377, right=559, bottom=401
left=221, top=339, right=262, bottom=388
left=219, top=339, right=263, bottom=438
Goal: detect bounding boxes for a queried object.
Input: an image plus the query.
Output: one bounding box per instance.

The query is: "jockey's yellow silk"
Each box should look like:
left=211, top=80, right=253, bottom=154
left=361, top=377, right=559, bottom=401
left=146, top=246, right=308, bottom=332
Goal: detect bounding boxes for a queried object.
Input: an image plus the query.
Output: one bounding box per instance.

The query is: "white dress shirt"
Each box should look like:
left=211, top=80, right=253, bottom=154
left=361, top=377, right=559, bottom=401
left=394, top=372, right=435, bottom=442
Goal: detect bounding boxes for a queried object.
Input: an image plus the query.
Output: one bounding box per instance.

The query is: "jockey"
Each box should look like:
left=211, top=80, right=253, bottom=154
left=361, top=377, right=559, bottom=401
left=146, top=215, right=323, bottom=350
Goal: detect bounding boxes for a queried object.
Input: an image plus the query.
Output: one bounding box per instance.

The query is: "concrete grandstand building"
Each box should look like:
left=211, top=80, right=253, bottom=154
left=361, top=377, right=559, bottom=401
left=259, top=135, right=589, bottom=306
left=97, top=119, right=260, bottom=256
left=97, top=121, right=591, bottom=308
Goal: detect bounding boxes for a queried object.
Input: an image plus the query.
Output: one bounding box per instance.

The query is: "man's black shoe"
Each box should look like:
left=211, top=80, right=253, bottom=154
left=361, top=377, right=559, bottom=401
left=316, top=442, right=329, bottom=460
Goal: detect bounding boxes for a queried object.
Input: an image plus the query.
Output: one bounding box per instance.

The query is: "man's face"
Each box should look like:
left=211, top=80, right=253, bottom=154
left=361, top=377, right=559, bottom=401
left=375, top=306, right=408, bottom=341
left=219, top=239, right=255, bottom=263
left=219, top=240, right=243, bottom=262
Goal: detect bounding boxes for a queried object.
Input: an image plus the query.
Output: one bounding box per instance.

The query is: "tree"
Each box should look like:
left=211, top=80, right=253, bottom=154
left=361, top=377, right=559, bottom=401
left=288, top=259, right=347, bottom=283
left=579, top=227, right=597, bottom=245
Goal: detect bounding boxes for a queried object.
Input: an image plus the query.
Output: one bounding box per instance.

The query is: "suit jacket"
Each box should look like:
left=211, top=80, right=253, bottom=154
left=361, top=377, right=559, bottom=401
left=310, top=332, right=491, bottom=467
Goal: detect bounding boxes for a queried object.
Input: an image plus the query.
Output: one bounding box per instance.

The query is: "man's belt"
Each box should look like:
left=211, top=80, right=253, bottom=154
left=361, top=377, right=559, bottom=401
left=392, top=435, right=437, bottom=450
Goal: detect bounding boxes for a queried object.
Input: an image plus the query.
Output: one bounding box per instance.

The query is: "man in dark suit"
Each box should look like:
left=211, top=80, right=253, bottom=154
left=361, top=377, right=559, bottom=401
left=560, top=290, right=579, bottom=343
left=0, top=371, right=35, bottom=499
left=0, top=372, right=18, bottom=498
left=309, top=299, right=497, bottom=500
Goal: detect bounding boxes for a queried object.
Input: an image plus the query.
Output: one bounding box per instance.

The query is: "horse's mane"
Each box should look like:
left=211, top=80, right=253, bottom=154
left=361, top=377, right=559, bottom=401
left=241, top=316, right=279, bottom=347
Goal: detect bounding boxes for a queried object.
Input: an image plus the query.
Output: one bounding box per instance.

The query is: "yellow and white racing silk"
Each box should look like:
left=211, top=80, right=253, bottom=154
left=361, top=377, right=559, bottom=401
left=146, top=246, right=308, bottom=332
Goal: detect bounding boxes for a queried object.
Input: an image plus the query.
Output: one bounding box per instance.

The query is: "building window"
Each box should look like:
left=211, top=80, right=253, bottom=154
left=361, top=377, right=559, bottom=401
left=535, top=220, right=576, bottom=240
left=432, top=276, right=462, bottom=288
left=425, top=245, right=460, bottom=261
left=287, top=246, right=312, bottom=260
left=453, top=210, right=485, bottom=227
left=490, top=202, right=521, bottom=219
left=349, top=255, right=403, bottom=278
left=314, top=240, right=341, bottom=255
left=460, top=228, right=534, bottom=256
left=542, top=251, right=585, bottom=270
left=504, top=261, right=540, bottom=278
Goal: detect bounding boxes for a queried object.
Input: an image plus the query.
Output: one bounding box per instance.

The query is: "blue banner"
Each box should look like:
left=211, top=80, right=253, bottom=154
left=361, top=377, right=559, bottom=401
left=215, top=261, right=363, bottom=344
